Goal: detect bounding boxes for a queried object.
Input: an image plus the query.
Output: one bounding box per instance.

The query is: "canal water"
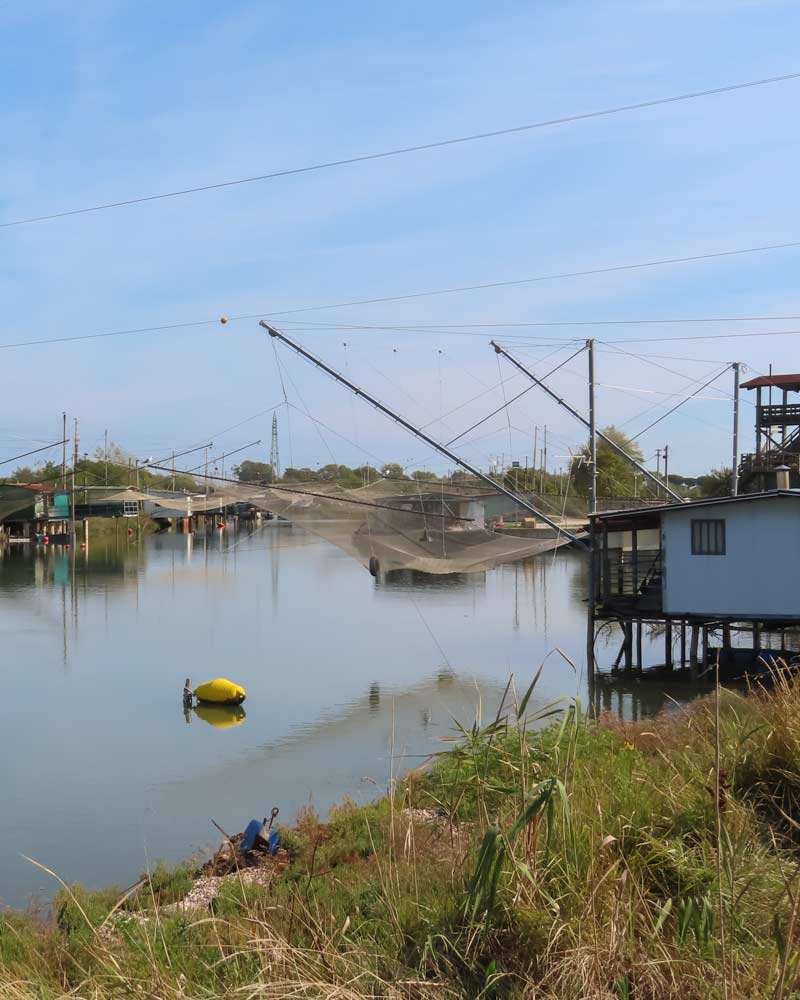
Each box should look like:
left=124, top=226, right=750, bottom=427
left=1, top=524, right=687, bottom=909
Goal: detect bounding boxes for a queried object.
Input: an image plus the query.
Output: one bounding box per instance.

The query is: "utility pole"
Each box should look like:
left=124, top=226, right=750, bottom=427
left=62, top=412, right=67, bottom=490
left=270, top=413, right=280, bottom=480
left=104, top=429, right=108, bottom=485
left=655, top=448, right=662, bottom=498
left=541, top=424, right=547, bottom=494
left=588, top=339, right=597, bottom=514
left=731, top=362, right=740, bottom=496
left=586, top=340, right=598, bottom=687
left=532, top=426, right=538, bottom=493
left=663, top=445, right=669, bottom=497
left=493, top=341, right=686, bottom=504
left=71, top=417, right=79, bottom=547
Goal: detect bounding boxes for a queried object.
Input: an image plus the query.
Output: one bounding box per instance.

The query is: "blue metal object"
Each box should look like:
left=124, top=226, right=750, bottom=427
left=267, top=828, right=280, bottom=856
left=241, top=819, right=262, bottom=852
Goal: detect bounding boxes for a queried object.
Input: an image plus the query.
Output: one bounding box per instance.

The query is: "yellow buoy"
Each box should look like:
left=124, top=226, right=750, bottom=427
left=194, top=677, right=246, bottom=705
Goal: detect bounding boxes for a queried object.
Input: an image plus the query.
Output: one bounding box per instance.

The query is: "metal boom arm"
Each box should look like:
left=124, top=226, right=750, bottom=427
left=490, top=340, right=685, bottom=503
left=260, top=321, right=588, bottom=548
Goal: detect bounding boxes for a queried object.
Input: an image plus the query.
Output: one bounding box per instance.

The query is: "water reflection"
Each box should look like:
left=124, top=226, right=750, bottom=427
left=591, top=674, right=712, bottom=721
left=378, top=568, right=482, bottom=592
left=193, top=703, right=247, bottom=729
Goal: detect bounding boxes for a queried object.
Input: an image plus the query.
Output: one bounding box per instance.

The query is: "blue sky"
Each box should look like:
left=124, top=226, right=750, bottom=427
left=2, top=0, right=799, bottom=478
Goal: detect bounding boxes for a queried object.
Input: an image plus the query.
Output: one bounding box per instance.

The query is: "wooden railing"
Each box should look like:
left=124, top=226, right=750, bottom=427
left=598, top=546, right=662, bottom=611
left=739, top=452, right=800, bottom=476
left=757, top=403, right=800, bottom=427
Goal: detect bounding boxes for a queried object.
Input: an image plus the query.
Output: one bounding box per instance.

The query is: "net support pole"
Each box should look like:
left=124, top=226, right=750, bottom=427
left=588, top=339, right=597, bottom=515
left=731, top=362, right=740, bottom=496
left=260, top=321, right=588, bottom=549
left=490, top=340, right=686, bottom=504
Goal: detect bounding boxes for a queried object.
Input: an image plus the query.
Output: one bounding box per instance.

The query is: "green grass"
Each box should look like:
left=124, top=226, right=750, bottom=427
left=5, top=665, right=800, bottom=997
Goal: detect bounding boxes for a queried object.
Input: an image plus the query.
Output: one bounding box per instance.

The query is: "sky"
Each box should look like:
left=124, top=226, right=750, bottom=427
left=2, top=0, right=800, bottom=480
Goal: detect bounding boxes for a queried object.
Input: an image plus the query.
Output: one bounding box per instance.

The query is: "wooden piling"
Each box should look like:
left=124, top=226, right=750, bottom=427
left=624, top=620, right=633, bottom=671
left=635, top=619, right=643, bottom=673
left=665, top=620, right=673, bottom=671
left=689, top=624, right=700, bottom=665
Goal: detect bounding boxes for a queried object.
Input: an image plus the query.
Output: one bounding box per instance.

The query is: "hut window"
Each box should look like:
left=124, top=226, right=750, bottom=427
left=691, top=518, right=725, bottom=555
left=122, top=500, right=139, bottom=517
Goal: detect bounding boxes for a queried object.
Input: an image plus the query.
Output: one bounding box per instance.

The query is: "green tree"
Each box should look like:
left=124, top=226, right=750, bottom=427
left=380, top=463, right=407, bottom=480
left=698, top=466, right=731, bottom=498
left=282, top=467, right=316, bottom=482
left=411, top=470, right=438, bottom=482
left=353, top=464, right=380, bottom=484
left=234, top=460, right=274, bottom=484
left=573, top=426, right=645, bottom=498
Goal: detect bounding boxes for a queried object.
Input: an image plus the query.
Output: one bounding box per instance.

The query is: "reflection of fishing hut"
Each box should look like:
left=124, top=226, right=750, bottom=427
left=588, top=486, right=800, bottom=677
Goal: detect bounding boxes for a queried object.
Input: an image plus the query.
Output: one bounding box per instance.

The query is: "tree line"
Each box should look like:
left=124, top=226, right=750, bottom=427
left=1, top=430, right=733, bottom=500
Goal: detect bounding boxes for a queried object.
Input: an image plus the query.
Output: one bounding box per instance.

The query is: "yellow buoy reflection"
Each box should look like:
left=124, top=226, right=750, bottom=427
left=194, top=703, right=247, bottom=729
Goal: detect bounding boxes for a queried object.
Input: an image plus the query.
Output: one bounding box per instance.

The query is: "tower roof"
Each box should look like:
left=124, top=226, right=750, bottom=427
left=741, top=373, right=800, bottom=391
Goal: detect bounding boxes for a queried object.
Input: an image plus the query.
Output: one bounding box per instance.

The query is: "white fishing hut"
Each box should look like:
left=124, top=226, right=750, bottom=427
left=589, top=479, right=800, bottom=673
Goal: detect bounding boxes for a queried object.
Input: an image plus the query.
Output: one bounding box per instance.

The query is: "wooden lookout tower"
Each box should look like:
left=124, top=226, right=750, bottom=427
left=739, top=373, right=800, bottom=491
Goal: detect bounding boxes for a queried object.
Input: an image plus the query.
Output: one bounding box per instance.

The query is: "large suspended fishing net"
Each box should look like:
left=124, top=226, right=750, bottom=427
left=97, top=480, right=577, bottom=574
left=219, top=480, right=575, bottom=575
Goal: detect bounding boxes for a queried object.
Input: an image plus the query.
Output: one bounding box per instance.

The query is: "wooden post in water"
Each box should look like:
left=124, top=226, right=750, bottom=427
left=635, top=619, right=643, bottom=673
left=689, top=624, right=700, bottom=666
left=722, top=621, right=732, bottom=669
left=624, top=620, right=633, bottom=671
left=664, top=619, right=673, bottom=671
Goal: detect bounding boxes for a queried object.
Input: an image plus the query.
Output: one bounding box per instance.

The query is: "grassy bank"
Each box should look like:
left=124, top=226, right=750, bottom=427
left=5, top=668, right=800, bottom=998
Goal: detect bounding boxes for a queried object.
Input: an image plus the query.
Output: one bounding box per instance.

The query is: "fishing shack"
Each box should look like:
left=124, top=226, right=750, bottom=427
left=589, top=483, right=800, bottom=674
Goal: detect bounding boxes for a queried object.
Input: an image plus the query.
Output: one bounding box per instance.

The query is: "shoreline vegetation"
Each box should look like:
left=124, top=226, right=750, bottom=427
left=5, top=667, right=800, bottom=998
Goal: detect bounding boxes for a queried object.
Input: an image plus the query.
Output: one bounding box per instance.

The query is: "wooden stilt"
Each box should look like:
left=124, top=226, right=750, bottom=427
left=635, top=619, right=643, bottom=674
left=690, top=624, right=700, bottom=665
left=612, top=635, right=626, bottom=670
left=665, top=620, right=673, bottom=671
left=624, top=620, right=633, bottom=671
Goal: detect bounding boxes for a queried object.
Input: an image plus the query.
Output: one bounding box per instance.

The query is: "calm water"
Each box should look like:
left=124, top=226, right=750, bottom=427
left=1, top=525, right=688, bottom=909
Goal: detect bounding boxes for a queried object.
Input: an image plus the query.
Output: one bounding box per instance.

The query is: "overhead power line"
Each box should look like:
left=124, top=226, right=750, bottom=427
left=278, top=313, right=800, bottom=330
left=2, top=239, right=800, bottom=354
left=603, top=326, right=800, bottom=344
left=264, top=241, right=800, bottom=317
left=629, top=365, right=732, bottom=441
left=0, top=438, right=69, bottom=468
left=3, top=71, right=799, bottom=230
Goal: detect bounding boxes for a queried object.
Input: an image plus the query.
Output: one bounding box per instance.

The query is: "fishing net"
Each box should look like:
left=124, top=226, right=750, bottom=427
left=217, top=481, right=575, bottom=575
left=0, top=485, right=45, bottom=522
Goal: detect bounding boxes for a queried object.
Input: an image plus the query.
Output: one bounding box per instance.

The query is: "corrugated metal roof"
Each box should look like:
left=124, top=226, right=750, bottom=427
left=740, top=373, right=800, bottom=390
left=589, top=489, right=800, bottom=523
